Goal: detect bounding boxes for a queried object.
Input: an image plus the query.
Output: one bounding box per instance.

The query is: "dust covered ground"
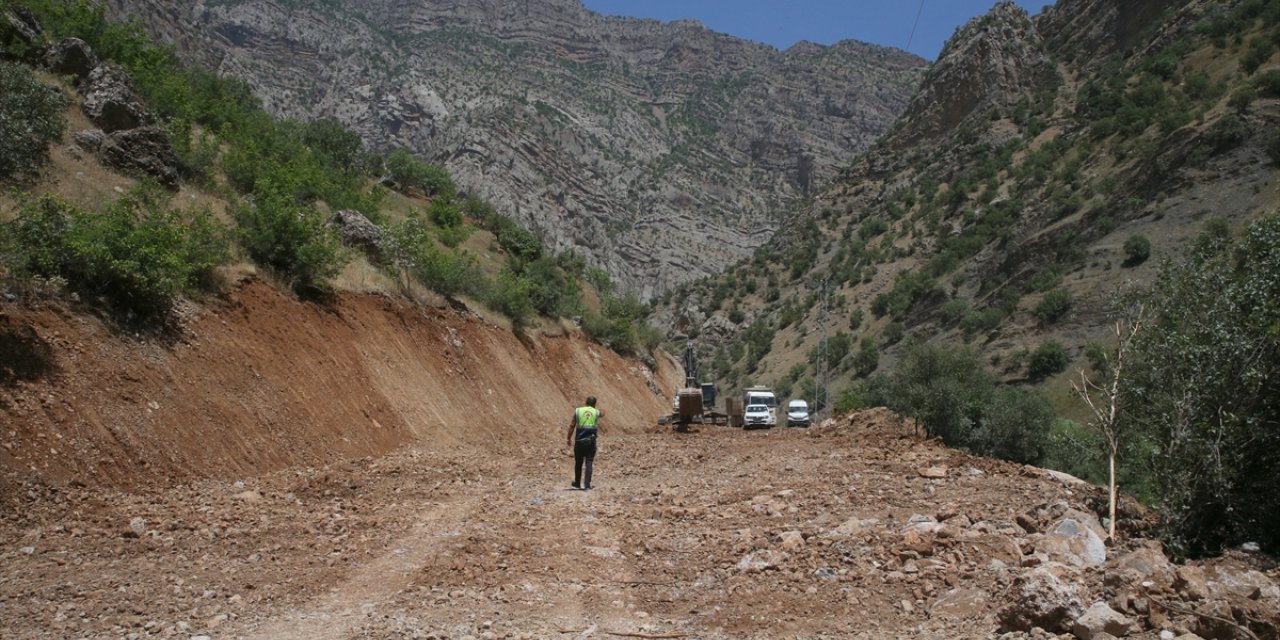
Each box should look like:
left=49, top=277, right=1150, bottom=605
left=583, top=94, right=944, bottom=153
left=3, top=410, right=1277, bottom=640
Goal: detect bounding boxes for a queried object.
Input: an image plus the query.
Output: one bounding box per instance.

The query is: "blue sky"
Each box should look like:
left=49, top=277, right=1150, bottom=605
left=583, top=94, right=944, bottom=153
left=580, top=0, right=1046, bottom=60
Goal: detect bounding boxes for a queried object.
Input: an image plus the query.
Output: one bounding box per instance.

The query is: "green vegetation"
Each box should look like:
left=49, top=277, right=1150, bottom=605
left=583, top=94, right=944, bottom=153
left=0, top=0, right=656, bottom=356
left=1122, top=234, right=1151, bottom=266
left=865, top=342, right=1050, bottom=465
left=1120, top=214, right=1280, bottom=556
left=1, top=187, right=229, bottom=323
left=385, top=149, right=456, bottom=199
left=0, top=61, right=67, bottom=181
left=1033, top=288, right=1072, bottom=325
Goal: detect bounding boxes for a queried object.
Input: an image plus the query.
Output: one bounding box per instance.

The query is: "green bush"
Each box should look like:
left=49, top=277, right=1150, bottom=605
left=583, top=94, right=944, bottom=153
left=384, top=149, right=456, bottom=199
left=435, top=223, right=473, bottom=248
left=940, top=298, right=970, bottom=325
left=384, top=217, right=483, bottom=298
left=3, top=190, right=229, bottom=321
left=0, top=61, right=68, bottom=181
left=1027, top=341, right=1070, bottom=381
left=971, top=388, right=1052, bottom=464
left=516, top=256, right=582, bottom=317
left=1034, top=288, right=1073, bottom=325
left=833, top=385, right=866, bottom=413
left=1123, top=234, right=1152, bottom=266
left=234, top=181, right=348, bottom=289
left=484, top=267, right=536, bottom=330
left=427, top=199, right=462, bottom=228
left=866, top=341, right=1050, bottom=464
left=1121, top=213, right=1280, bottom=556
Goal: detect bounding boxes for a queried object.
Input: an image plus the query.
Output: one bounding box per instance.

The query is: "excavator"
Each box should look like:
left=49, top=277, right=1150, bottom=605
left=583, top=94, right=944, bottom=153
left=661, top=341, right=730, bottom=431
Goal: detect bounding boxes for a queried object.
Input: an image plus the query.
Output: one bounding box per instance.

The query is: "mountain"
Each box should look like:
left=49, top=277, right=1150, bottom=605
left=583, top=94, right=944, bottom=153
left=102, top=0, right=926, bottom=299
left=652, top=0, right=1279, bottom=399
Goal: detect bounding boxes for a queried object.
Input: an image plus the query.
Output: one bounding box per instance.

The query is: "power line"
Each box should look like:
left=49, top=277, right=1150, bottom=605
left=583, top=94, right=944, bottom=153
left=906, top=0, right=926, bottom=54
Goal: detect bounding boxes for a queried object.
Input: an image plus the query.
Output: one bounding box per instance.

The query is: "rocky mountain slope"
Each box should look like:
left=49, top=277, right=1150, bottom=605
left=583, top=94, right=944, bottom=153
left=102, top=0, right=925, bottom=298
left=654, top=0, right=1280, bottom=400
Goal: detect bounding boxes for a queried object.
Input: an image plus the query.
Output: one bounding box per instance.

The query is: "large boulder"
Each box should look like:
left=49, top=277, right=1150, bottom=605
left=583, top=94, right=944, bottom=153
left=79, top=63, right=152, bottom=132
left=99, top=127, right=179, bottom=188
left=44, top=37, right=97, bottom=79
left=328, top=209, right=385, bottom=262
left=1036, top=509, right=1108, bottom=568
left=1072, top=601, right=1135, bottom=639
left=998, top=562, right=1088, bottom=633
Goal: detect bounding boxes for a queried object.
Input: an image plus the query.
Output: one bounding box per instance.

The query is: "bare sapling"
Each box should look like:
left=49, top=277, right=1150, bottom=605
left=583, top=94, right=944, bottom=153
left=1073, top=308, right=1145, bottom=542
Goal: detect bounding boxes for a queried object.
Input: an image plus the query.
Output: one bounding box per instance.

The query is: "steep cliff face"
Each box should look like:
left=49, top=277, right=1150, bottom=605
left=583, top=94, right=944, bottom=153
left=896, top=3, right=1056, bottom=145
left=104, top=0, right=926, bottom=299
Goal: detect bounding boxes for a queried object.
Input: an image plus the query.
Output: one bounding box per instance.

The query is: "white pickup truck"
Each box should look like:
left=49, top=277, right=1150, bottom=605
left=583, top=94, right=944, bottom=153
left=744, top=403, right=776, bottom=429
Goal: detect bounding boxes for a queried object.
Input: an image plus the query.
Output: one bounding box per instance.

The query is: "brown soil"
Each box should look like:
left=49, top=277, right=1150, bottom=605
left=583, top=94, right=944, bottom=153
left=1, top=283, right=1277, bottom=640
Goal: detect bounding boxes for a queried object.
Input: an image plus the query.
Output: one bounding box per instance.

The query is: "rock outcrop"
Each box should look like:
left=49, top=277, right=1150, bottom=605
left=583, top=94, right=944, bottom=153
left=79, top=63, right=153, bottom=133
left=44, top=37, right=97, bottom=79
left=98, top=126, right=180, bottom=188
left=103, top=0, right=927, bottom=298
left=328, top=209, right=385, bottom=262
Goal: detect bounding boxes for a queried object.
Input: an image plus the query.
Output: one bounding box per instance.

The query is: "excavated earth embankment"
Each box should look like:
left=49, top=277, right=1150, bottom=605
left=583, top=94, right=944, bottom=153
left=0, top=277, right=678, bottom=492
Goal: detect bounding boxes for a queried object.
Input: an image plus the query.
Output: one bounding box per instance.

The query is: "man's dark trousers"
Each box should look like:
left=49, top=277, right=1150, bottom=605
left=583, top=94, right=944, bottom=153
left=574, top=437, right=597, bottom=489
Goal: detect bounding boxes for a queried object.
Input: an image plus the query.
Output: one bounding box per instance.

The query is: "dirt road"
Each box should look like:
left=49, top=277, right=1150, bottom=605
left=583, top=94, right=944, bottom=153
left=10, top=410, right=1275, bottom=640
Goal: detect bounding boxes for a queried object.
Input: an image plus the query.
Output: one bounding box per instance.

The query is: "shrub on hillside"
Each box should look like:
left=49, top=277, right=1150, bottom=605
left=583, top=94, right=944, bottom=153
left=234, top=181, right=348, bottom=290
left=1123, top=234, right=1152, bottom=266
left=0, top=61, right=68, bottom=181
left=484, top=267, right=536, bottom=330
left=865, top=341, right=1050, bottom=465
left=384, top=217, right=483, bottom=299
left=384, top=149, right=455, bottom=199
left=1027, top=341, right=1070, bottom=381
left=2, top=189, right=229, bottom=322
left=1034, top=288, right=1073, bottom=325
left=1121, top=212, right=1280, bottom=556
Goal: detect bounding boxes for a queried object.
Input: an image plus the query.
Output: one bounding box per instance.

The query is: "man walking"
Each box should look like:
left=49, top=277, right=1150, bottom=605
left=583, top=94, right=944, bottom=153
left=567, top=396, right=601, bottom=490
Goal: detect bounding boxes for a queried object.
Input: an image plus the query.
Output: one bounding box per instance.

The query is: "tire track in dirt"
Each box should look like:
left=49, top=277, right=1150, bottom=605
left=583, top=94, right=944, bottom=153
left=231, top=490, right=484, bottom=640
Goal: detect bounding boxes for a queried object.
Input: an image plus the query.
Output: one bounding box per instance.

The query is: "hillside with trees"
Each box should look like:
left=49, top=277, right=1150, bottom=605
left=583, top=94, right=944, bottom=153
left=653, top=0, right=1280, bottom=556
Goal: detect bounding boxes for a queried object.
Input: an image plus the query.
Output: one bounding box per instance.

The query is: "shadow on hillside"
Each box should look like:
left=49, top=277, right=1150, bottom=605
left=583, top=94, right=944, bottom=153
left=0, top=323, right=57, bottom=386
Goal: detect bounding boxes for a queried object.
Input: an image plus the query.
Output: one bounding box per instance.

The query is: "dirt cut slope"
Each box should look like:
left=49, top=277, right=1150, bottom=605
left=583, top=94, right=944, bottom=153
left=0, top=277, right=678, bottom=492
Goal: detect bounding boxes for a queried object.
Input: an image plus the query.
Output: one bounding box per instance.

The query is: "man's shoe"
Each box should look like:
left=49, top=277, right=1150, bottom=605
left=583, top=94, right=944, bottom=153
left=571, top=482, right=580, bottom=489
left=583, top=485, right=592, bottom=491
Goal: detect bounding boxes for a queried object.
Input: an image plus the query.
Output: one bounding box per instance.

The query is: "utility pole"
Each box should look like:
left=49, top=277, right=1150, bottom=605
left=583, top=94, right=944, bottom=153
left=813, top=277, right=830, bottom=422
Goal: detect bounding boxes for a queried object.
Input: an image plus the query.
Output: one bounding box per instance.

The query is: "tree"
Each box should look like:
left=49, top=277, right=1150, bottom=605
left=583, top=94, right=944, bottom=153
left=0, top=61, right=68, bottom=181
left=1027, top=341, right=1070, bottom=381
left=1073, top=310, right=1145, bottom=541
left=867, top=341, right=1050, bottom=464
left=1121, top=214, right=1280, bottom=556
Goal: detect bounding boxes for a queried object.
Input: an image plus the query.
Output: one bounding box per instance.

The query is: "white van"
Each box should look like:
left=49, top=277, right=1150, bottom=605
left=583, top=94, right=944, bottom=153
left=786, top=399, right=810, bottom=427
